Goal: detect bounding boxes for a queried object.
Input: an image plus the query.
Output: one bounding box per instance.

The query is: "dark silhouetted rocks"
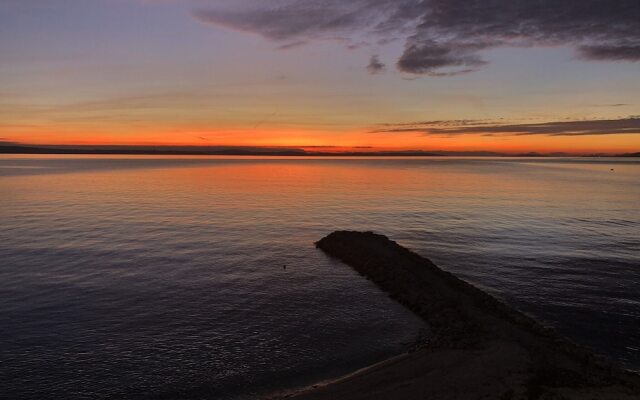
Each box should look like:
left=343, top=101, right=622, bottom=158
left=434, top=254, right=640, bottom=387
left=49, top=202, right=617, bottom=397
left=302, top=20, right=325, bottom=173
left=287, top=231, right=640, bottom=400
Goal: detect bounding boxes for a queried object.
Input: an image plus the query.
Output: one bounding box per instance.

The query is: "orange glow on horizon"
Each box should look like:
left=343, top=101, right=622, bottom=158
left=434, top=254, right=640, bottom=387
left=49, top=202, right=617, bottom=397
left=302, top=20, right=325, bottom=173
left=3, top=125, right=639, bottom=155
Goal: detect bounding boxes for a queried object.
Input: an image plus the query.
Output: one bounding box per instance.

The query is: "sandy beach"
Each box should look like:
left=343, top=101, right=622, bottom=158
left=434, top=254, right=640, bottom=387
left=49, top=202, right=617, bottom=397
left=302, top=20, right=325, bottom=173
left=280, top=231, right=640, bottom=400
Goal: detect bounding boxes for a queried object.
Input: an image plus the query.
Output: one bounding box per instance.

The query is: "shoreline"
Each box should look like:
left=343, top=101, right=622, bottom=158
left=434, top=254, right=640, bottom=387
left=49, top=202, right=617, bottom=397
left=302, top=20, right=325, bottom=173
left=276, top=231, right=640, bottom=400
left=266, top=352, right=409, bottom=400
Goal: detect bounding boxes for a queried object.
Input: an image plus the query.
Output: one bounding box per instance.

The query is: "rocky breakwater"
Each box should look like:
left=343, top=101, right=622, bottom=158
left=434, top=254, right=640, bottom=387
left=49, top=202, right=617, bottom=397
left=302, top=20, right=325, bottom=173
left=290, top=231, right=640, bottom=400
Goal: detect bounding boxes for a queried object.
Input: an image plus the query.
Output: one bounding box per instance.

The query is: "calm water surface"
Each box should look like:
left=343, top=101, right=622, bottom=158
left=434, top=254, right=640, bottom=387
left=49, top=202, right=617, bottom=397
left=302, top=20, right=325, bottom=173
left=1, top=156, right=639, bottom=399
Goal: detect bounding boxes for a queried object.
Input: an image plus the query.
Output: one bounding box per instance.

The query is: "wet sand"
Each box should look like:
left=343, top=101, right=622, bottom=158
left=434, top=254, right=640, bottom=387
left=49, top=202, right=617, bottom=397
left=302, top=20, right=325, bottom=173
left=279, top=231, right=640, bottom=400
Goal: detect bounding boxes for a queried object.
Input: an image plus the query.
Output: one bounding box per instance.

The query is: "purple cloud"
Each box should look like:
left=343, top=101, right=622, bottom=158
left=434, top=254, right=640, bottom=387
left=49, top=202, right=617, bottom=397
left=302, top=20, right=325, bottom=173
left=192, top=0, right=640, bottom=76
left=372, top=117, right=640, bottom=136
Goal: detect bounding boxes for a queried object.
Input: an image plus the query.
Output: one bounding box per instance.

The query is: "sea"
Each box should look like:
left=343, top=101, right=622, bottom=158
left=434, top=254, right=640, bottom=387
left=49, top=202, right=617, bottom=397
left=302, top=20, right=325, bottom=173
left=1, top=155, right=639, bottom=399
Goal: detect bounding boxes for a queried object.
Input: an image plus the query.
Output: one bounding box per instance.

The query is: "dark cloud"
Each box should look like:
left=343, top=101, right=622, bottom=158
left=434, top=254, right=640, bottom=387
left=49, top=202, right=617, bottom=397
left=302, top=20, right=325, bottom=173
left=578, top=44, right=640, bottom=62
left=347, top=41, right=370, bottom=50
left=193, top=0, right=640, bottom=76
left=276, top=40, right=307, bottom=50
left=192, top=1, right=419, bottom=42
left=366, top=55, right=386, bottom=74
left=193, top=5, right=357, bottom=42
left=397, top=40, right=488, bottom=75
left=401, top=0, right=640, bottom=74
left=593, top=103, right=630, bottom=108
left=377, top=119, right=494, bottom=128
left=373, top=117, right=640, bottom=136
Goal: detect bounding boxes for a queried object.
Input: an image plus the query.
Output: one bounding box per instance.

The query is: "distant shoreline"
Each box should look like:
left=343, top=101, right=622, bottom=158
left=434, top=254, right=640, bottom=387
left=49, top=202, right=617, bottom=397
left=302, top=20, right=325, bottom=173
left=1, top=145, right=638, bottom=158
left=0, top=145, right=441, bottom=157
left=281, top=231, right=640, bottom=400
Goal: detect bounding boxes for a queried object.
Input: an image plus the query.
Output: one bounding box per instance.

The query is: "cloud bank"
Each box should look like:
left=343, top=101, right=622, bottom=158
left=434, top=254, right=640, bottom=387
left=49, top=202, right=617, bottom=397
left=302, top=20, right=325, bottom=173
left=193, top=0, right=640, bottom=76
left=372, top=117, right=640, bottom=136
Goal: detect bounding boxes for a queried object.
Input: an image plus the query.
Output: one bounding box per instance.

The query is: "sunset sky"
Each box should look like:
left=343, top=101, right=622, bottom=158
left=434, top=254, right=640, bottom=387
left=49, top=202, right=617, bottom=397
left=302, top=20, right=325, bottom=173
left=1, top=0, right=639, bottom=153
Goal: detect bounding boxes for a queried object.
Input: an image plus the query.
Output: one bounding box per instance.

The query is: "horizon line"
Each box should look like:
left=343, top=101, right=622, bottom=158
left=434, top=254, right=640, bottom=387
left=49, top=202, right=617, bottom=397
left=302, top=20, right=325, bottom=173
left=0, top=143, right=638, bottom=157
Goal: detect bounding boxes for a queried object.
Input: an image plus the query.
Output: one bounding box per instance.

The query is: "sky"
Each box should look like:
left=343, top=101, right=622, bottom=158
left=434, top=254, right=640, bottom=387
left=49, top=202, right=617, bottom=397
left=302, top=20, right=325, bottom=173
left=1, top=0, right=640, bottom=153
